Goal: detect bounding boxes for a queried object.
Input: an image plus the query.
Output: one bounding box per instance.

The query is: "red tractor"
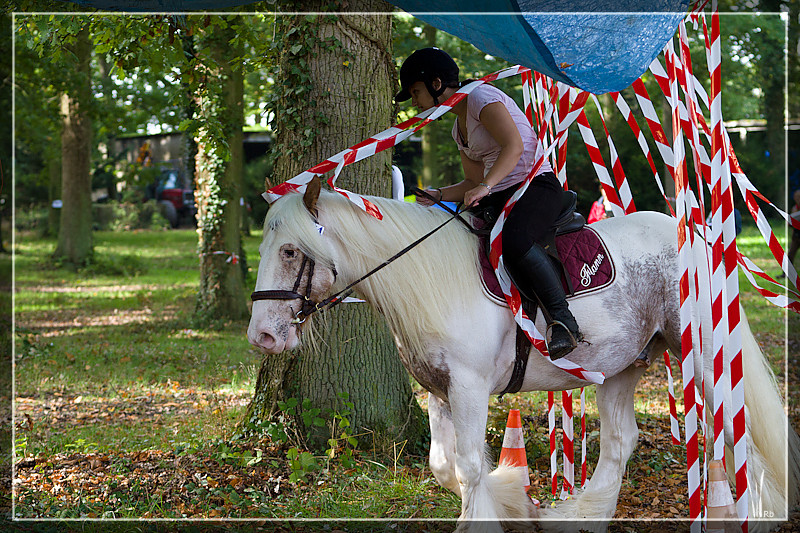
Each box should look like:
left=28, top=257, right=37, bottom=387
left=147, top=168, right=196, bottom=228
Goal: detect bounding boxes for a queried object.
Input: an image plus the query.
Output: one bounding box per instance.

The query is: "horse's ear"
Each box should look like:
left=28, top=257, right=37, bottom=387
left=303, top=176, right=322, bottom=216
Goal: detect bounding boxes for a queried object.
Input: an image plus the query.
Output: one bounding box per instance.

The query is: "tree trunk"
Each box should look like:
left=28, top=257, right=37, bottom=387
left=53, top=28, right=92, bottom=266
left=194, top=22, right=248, bottom=323
left=248, top=3, right=428, bottom=453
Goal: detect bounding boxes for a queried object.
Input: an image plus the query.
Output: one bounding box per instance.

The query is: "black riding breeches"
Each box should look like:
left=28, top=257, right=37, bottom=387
left=474, top=171, right=564, bottom=262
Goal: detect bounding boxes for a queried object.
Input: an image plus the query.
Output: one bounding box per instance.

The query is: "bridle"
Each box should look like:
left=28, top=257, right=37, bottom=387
left=250, top=255, right=340, bottom=325
left=250, top=189, right=478, bottom=325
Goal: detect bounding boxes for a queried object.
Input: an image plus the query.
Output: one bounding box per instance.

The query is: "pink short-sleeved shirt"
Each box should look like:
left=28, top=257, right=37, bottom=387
left=451, top=84, right=552, bottom=192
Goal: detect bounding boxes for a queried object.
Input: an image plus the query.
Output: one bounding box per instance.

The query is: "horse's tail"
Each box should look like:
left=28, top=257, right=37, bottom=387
left=486, top=462, right=537, bottom=524
left=734, top=310, right=800, bottom=526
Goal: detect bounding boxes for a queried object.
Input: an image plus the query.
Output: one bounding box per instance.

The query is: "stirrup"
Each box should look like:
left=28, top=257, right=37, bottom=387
left=545, top=319, right=581, bottom=358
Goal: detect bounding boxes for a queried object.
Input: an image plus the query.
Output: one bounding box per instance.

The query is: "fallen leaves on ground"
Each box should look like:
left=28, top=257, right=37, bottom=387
left=12, top=320, right=800, bottom=523
left=15, top=386, right=249, bottom=429
left=14, top=442, right=290, bottom=519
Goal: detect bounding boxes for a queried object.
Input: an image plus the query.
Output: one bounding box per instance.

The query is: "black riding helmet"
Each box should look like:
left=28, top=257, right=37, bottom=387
left=395, top=47, right=460, bottom=106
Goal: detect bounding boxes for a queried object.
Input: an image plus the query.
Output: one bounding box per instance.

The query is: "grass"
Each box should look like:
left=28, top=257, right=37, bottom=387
left=12, top=226, right=465, bottom=522
left=14, top=228, right=264, bottom=457
left=10, top=219, right=793, bottom=523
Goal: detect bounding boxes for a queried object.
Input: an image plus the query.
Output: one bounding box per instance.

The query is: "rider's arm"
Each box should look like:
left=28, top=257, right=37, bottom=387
left=419, top=152, right=483, bottom=205
left=462, top=102, right=524, bottom=207
left=477, top=101, right=524, bottom=190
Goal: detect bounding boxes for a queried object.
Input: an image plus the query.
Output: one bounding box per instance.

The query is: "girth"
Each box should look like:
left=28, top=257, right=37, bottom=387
left=498, top=327, right=531, bottom=399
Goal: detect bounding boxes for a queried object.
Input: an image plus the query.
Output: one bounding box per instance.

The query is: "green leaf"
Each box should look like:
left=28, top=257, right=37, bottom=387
left=285, top=397, right=298, bottom=410
left=177, top=118, right=194, bottom=131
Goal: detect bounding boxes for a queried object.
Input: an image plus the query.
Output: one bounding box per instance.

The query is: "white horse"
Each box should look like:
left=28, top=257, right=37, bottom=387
left=247, top=183, right=799, bottom=532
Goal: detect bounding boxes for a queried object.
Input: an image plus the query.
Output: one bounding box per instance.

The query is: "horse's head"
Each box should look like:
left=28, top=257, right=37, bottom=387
left=247, top=178, right=337, bottom=354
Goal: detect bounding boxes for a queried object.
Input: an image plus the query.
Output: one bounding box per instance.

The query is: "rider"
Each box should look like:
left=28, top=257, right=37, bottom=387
left=395, top=47, right=582, bottom=360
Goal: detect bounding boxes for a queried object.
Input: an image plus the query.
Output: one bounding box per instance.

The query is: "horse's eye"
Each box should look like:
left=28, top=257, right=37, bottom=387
left=280, top=244, right=299, bottom=260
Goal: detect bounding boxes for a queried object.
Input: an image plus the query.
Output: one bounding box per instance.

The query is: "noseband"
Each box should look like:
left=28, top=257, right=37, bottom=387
left=251, top=256, right=319, bottom=324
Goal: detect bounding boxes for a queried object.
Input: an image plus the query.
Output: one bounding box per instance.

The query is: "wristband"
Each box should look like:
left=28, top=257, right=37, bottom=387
left=479, top=182, right=492, bottom=192
left=436, top=188, right=443, bottom=201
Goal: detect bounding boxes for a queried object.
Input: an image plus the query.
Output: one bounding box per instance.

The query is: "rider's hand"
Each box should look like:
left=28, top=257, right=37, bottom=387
left=464, top=185, right=491, bottom=208
left=416, top=189, right=440, bottom=207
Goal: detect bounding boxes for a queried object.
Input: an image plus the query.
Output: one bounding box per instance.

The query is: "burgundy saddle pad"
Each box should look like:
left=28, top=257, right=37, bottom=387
left=480, top=226, right=615, bottom=302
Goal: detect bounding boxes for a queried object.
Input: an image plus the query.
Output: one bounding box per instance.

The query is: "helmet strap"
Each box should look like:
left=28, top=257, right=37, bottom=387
left=425, top=78, right=446, bottom=107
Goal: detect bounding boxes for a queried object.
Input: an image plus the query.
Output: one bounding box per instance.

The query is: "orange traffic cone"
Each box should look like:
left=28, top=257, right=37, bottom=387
left=706, top=459, right=738, bottom=533
left=499, top=408, right=531, bottom=493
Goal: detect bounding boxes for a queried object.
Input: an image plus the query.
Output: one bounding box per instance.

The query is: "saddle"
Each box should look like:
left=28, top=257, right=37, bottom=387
left=478, top=190, right=615, bottom=303
left=478, top=190, right=615, bottom=397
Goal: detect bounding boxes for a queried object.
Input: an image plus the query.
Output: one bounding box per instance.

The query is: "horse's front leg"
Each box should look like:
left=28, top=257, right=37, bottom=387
left=428, top=392, right=461, bottom=497
left=447, top=377, right=504, bottom=533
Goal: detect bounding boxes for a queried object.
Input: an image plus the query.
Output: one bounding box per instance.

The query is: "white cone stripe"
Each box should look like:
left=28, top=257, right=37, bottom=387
left=708, top=481, right=736, bottom=507
left=502, top=428, right=524, bottom=448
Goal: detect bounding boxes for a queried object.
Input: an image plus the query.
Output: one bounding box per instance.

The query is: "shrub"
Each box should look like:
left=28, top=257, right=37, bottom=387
left=106, top=200, right=170, bottom=232
left=14, top=205, right=48, bottom=233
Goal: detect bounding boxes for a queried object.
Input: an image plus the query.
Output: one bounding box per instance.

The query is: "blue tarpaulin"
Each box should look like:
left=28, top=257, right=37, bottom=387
left=59, top=0, right=690, bottom=93
left=390, top=0, right=691, bottom=93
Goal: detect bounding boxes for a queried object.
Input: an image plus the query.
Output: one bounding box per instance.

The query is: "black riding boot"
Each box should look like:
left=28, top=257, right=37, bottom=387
left=507, top=243, right=582, bottom=360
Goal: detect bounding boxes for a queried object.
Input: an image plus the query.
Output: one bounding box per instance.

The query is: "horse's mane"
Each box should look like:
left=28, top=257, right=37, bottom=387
left=265, top=190, right=485, bottom=357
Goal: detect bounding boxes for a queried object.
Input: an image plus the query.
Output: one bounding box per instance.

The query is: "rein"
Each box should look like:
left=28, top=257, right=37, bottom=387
left=251, top=197, right=468, bottom=324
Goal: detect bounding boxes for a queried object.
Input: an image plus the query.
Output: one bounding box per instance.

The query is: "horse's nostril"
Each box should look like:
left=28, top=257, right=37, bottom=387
left=258, top=332, right=277, bottom=350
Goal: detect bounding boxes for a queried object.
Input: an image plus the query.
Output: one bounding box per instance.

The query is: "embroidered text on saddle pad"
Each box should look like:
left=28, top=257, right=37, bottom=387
left=555, top=226, right=615, bottom=295
left=479, top=226, right=615, bottom=302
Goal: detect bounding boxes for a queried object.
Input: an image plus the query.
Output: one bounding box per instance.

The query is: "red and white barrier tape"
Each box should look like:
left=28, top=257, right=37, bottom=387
left=580, top=387, right=587, bottom=486
left=575, top=111, right=626, bottom=218
left=611, top=90, right=675, bottom=217
left=560, top=389, right=574, bottom=500
left=589, top=95, right=636, bottom=215
left=264, top=65, right=531, bottom=218
left=664, top=350, right=682, bottom=444
left=548, top=390, right=557, bottom=498
left=667, top=36, right=703, bottom=532
left=704, top=10, right=748, bottom=528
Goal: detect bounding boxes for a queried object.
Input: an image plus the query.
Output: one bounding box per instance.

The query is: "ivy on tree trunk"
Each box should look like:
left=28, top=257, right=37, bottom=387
left=192, top=19, right=248, bottom=324
left=247, top=2, right=428, bottom=454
